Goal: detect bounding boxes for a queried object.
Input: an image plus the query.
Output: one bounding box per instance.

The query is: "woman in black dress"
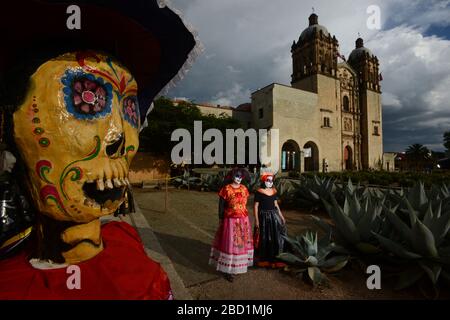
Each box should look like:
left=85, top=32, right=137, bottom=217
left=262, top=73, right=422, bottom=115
left=253, top=172, right=287, bottom=268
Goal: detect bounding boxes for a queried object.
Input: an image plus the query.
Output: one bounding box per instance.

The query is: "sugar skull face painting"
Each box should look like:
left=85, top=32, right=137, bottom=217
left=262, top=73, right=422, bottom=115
left=13, top=52, right=140, bottom=264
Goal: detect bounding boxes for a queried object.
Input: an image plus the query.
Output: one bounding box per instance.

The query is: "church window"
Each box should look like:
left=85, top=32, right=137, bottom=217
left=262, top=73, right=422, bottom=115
left=323, top=117, right=331, bottom=128
left=373, top=126, right=379, bottom=135
left=343, top=96, right=350, bottom=112
left=258, top=108, right=264, bottom=119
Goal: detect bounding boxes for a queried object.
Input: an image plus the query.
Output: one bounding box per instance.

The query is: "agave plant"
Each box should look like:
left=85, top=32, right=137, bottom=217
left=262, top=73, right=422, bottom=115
left=246, top=173, right=261, bottom=193
left=388, top=181, right=450, bottom=217
left=428, top=183, right=450, bottom=218
left=334, top=178, right=366, bottom=204
left=313, top=188, right=388, bottom=255
left=292, top=175, right=336, bottom=211
left=385, top=182, right=450, bottom=239
left=373, top=197, right=450, bottom=292
left=277, top=231, right=349, bottom=286
left=201, top=171, right=226, bottom=192
left=400, top=181, right=429, bottom=217
left=274, top=178, right=300, bottom=207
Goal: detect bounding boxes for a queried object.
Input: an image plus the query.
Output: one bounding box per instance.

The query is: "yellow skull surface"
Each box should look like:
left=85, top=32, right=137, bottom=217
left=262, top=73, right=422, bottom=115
left=13, top=52, right=139, bottom=223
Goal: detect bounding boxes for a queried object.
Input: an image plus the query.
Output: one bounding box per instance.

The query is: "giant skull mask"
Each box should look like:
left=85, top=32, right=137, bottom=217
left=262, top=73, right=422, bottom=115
left=13, top=52, right=140, bottom=264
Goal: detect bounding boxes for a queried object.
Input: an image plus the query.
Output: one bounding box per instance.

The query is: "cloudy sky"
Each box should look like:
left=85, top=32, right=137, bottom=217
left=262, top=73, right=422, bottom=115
left=164, top=0, right=450, bottom=153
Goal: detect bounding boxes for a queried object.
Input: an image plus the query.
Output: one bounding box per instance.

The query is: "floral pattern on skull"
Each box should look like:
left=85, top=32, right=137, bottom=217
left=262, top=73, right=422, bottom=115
left=62, top=71, right=113, bottom=119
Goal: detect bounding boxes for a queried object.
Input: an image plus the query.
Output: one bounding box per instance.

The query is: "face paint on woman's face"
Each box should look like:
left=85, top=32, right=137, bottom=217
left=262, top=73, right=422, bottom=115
left=233, top=175, right=242, bottom=184
left=264, top=180, right=273, bottom=188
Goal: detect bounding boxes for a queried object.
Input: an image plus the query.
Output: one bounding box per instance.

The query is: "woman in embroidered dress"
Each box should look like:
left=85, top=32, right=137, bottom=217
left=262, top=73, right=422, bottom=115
left=209, top=168, right=253, bottom=282
left=253, top=171, right=287, bottom=268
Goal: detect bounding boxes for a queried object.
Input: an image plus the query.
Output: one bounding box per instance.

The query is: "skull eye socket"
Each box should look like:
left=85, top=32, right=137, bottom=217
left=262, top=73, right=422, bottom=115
left=62, top=70, right=113, bottom=120
left=122, top=96, right=140, bottom=128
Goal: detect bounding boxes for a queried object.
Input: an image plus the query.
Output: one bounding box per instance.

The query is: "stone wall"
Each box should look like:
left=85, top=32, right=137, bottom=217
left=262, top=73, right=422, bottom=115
left=128, top=152, right=170, bottom=184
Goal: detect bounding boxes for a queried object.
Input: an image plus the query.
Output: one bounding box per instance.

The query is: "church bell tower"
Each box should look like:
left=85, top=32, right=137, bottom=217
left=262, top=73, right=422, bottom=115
left=291, top=13, right=339, bottom=93
left=348, top=37, right=383, bottom=169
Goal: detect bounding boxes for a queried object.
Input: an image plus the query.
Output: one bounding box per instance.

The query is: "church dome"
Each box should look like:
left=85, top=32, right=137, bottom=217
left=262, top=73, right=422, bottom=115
left=348, top=38, right=373, bottom=63
left=298, top=14, right=330, bottom=43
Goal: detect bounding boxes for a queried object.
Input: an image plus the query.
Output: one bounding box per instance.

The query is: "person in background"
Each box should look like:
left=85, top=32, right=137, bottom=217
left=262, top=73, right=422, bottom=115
left=209, top=168, right=253, bottom=282
left=253, top=170, right=287, bottom=268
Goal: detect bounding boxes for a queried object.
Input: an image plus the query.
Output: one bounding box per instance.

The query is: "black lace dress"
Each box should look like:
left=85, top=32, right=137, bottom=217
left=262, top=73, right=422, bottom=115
left=254, top=190, right=286, bottom=263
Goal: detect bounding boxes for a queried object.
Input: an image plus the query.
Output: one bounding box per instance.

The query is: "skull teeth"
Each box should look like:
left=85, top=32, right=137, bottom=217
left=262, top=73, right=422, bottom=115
left=84, top=198, right=100, bottom=209
left=113, top=178, right=122, bottom=187
left=90, top=175, right=129, bottom=190
left=96, top=179, right=105, bottom=191
left=105, top=179, right=114, bottom=189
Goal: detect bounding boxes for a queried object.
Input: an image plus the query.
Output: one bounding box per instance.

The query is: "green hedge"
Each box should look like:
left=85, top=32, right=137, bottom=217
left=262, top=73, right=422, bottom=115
left=288, top=170, right=450, bottom=188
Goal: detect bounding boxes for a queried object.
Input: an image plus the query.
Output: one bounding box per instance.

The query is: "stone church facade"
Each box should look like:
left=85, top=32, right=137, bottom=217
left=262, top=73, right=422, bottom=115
left=183, top=13, right=384, bottom=172
left=251, top=13, right=383, bottom=172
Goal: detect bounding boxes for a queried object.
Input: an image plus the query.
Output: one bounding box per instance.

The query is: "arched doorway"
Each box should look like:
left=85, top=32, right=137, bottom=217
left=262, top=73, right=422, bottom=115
left=303, top=141, right=319, bottom=172
left=344, top=146, right=353, bottom=170
left=281, top=140, right=300, bottom=172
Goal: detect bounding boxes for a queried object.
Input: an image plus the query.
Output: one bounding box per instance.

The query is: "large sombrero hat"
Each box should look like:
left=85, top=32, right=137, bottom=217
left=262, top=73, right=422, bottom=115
left=0, top=0, right=198, bottom=124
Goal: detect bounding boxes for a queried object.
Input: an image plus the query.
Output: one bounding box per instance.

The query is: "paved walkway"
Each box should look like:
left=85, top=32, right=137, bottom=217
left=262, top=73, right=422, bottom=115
left=131, top=189, right=320, bottom=299
left=134, top=189, right=224, bottom=290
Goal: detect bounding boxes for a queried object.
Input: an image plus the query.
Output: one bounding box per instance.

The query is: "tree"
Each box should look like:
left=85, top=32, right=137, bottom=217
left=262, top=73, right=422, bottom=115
left=444, top=131, right=450, bottom=156
left=139, top=97, right=243, bottom=162
left=405, top=143, right=431, bottom=172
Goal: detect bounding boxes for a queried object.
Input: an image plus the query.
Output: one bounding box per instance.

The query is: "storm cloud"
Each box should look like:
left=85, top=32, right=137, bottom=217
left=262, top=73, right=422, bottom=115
left=164, top=0, right=450, bottom=152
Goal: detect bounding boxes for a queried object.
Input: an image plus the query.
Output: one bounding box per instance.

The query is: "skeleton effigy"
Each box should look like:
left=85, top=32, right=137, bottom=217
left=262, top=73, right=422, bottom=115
left=0, top=0, right=197, bottom=299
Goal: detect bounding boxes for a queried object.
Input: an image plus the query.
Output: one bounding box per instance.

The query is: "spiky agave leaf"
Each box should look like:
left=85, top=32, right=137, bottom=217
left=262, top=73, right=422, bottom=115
left=307, top=266, right=326, bottom=286
left=321, top=255, right=349, bottom=272
left=419, top=261, right=442, bottom=285
left=407, top=181, right=428, bottom=213
left=323, top=195, right=360, bottom=245
left=372, top=232, right=422, bottom=260
left=283, top=235, right=308, bottom=259
left=357, top=197, right=379, bottom=242
left=395, top=266, right=425, bottom=290
left=429, top=202, right=450, bottom=246
left=355, top=242, right=382, bottom=254
left=310, top=215, right=333, bottom=236
left=277, top=252, right=306, bottom=265
left=411, top=219, right=438, bottom=258
left=303, top=231, right=318, bottom=257
left=383, top=205, right=413, bottom=246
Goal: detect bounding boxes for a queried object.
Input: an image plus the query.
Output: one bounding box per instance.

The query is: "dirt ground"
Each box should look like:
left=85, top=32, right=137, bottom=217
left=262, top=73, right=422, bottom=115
left=134, top=188, right=446, bottom=300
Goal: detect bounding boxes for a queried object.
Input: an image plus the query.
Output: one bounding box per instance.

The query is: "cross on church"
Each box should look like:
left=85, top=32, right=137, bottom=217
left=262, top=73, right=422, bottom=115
left=312, top=7, right=315, bottom=13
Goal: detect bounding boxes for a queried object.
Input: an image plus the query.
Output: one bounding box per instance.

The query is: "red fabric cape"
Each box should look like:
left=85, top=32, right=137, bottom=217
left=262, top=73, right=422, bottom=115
left=0, top=221, right=171, bottom=300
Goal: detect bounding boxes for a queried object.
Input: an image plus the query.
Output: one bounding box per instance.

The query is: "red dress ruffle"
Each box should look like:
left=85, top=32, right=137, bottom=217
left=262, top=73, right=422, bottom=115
left=0, top=221, right=172, bottom=300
